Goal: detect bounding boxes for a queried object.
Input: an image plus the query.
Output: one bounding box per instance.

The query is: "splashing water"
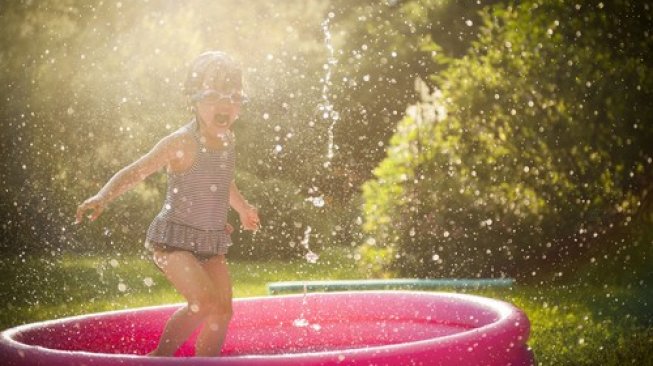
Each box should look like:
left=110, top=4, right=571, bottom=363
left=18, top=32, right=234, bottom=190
left=320, top=11, right=339, bottom=168
left=300, top=225, right=320, bottom=264
left=293, top=226, right=321, bottom=329
left=292, top=283, right=322, bottom=331
left=293, top=11, right=338, bottom=331
left=305, top=251, right=319, bottom=264
left=305, top=195, right=325, bottom=208
left=293, top=282, right=310, bottom=327
left=300, top=11, right=337, bottom=245
left=292, top=317, right=309, bottom=327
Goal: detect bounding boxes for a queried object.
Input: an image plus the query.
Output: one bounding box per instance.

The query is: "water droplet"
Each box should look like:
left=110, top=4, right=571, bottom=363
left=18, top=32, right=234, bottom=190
left=307, top=196, right=325, bottom=208
left=143, top=277, right=154, bottom=287
left=109, top=259, right=119, bottom=268
left=305, top=251, right=319, bottom=264
left=118, top=283, right=127, bottom=292
left=293, top=318, right=309, bottom=327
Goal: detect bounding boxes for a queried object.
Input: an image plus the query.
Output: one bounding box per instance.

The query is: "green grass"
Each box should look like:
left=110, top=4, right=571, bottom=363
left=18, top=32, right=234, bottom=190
left=0, top=248, right=361, bottom=328
left=1, top=248, right=651, bottom=365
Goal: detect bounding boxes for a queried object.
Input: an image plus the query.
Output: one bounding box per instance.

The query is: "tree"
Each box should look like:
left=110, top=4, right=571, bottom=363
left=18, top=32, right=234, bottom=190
left=360, top=0, right=653, bottom=281
left=0, top=0, right=340, bottom=258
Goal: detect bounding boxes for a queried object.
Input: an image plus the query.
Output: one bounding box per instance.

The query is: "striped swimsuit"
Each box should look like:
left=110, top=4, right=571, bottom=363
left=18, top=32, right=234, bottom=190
left=145, top=120, right=235, bottom=258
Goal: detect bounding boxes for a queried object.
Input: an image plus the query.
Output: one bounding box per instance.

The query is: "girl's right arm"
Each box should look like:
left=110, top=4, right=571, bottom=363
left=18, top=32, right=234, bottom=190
left=75, top=134, right=182, bottom=224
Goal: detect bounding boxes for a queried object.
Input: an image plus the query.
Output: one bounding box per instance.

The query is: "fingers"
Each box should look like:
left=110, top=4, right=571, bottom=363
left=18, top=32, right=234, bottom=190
left=89, top=206, right=103, bottom=222
left=75, top=197, right=104, bottom=224
left=75, top=204, right=85, bottom=224
left=247, top=211, right=260, bottom=229
left=248, top=211, right=260, bottom=224
left=238, top=207, right=260, bottom=231
left=240, top=218, right=257, bottom=231
left=75, top=201, right=92, bottom=224
left=245, top=216, right=261, bottom=231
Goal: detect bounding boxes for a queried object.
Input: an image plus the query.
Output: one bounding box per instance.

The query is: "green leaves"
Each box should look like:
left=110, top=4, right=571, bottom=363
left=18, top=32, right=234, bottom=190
left=361, top=0, right=653, bottom=280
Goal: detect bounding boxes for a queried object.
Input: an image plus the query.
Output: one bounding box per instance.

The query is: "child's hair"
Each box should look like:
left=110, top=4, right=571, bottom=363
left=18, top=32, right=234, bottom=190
left=184, top=51, right=242, bottom=97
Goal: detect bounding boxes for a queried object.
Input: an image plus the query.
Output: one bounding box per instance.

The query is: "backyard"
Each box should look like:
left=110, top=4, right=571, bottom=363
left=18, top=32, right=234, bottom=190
left=1, top=0, right=652, bottom=365
left=1, top=248, right=651, bottom=365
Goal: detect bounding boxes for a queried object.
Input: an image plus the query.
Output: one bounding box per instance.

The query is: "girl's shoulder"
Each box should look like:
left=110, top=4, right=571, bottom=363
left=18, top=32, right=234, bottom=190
left=158, top=122, right=199, bottom=153
left=172, top=122, right=197, bottom=140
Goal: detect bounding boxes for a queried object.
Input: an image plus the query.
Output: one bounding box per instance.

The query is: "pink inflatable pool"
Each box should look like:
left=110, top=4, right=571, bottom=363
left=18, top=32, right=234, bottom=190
left=1, top=291, right=534, bottom=365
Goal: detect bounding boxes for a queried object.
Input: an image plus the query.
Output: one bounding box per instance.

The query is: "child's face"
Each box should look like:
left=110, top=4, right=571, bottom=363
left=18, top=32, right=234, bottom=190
left=195, top=87, right=244, bottom=133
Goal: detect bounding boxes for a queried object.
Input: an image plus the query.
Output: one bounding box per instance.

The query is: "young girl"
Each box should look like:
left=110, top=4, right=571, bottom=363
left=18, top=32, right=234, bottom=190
left=75, top=51, right=260, bottom=357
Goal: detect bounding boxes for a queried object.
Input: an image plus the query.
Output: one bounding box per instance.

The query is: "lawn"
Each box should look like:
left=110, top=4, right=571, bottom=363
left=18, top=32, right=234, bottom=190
left=1, top=248, right=651, bottom=365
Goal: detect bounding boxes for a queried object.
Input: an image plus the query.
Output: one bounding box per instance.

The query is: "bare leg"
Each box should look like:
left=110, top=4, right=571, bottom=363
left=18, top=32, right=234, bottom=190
left=195, top=255, right=233, bottom=357
left=148, top=250, right=220, bottom=357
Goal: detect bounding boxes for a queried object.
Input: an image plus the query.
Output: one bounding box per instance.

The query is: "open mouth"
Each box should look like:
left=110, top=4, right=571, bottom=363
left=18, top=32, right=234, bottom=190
left=214, top=114, right=230, bottom=126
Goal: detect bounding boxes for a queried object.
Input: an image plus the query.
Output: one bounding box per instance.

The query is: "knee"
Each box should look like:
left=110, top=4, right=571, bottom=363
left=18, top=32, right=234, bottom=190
left=187, top=295, right=217, bottom=318
left=189, top=295, right=232, bottom=320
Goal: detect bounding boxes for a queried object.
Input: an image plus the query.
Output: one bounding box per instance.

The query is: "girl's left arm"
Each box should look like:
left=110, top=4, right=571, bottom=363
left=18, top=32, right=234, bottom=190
left=229, top=180, right=260, bottom=231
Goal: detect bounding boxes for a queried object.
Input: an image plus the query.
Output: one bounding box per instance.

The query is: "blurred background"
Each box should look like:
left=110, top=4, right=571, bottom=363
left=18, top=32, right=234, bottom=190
left=2, top=0, right=651, bottom=281
left=1, top=0, right=652, bottom=363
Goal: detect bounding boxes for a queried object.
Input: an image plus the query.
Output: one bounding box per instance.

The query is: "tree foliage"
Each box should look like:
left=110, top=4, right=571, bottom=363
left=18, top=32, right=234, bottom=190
left=0, top=0, right=333, bottom=258
left=361, top=0, right=653, bottom=281
left=1, top=0, right=490, bottom=259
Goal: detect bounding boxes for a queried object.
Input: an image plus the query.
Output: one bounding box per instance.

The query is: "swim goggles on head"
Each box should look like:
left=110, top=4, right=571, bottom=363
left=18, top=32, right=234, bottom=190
left=191, top=89, right=249, bottom=105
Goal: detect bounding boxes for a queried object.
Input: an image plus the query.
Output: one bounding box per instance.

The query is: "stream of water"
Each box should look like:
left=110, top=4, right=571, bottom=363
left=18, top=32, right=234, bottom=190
left=293, top=11, right=338, bottom=331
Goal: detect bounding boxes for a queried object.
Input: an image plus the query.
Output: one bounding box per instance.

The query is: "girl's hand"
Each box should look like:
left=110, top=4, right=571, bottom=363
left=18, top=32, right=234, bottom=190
left=75, top=195, right=107, bottom=224
left=239, top=205, right=260, bottom=231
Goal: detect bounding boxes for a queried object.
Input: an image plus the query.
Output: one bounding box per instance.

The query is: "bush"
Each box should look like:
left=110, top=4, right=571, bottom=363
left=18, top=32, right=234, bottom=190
left=360, top=0, right=653, bottom=280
